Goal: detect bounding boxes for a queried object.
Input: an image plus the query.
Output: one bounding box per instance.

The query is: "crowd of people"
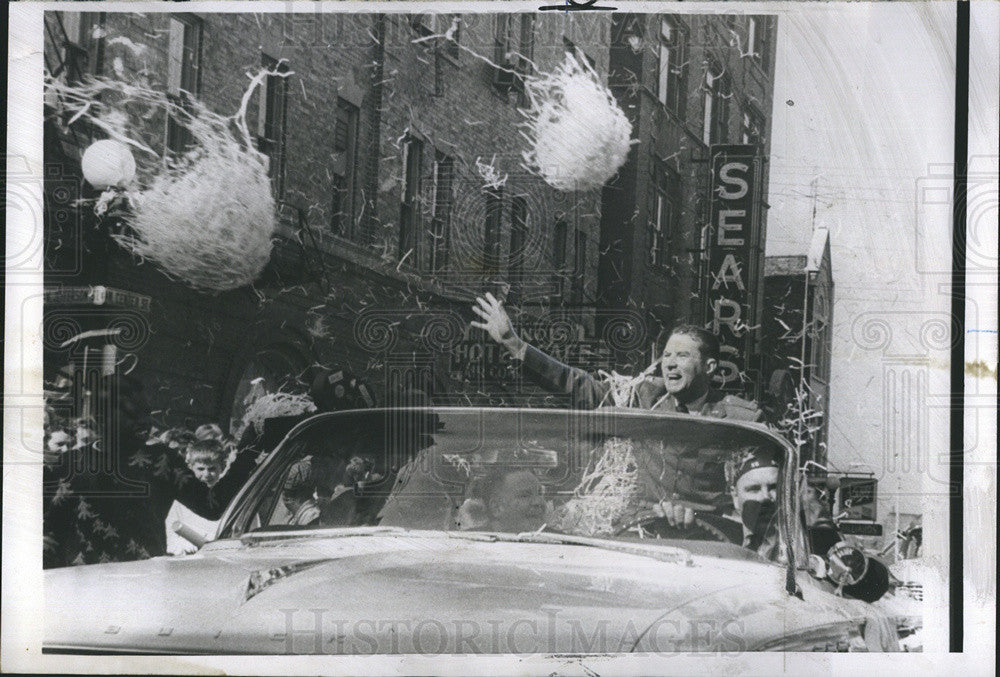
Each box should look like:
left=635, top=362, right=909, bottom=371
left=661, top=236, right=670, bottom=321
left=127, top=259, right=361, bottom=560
left=43, top=293, right=889, bottom=602
left=41, top=366, right=372, bottom=566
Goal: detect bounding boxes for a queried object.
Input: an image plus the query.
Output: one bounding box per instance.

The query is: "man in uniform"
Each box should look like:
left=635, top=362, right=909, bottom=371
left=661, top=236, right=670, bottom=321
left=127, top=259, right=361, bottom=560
left=654, top=444, right=890, bottom=604
left=471, top=293, right=762, bottom=421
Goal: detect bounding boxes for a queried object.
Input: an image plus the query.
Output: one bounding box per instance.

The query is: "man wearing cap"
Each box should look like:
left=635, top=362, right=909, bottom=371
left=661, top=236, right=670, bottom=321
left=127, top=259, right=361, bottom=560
left=719, top=445, right=786, bottom=559
left=281, top=457, right=321, bottom=526
left=655, top=445, right=890, bottom=602
left=471, top=294, right=762, bottom=421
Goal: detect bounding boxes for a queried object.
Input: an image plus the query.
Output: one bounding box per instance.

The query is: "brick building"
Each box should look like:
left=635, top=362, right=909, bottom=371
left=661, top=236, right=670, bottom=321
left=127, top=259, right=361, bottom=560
left=761, top=228, right=834, bottom=464
left=43, top=10, right=620, bottom=430
left=600, top=13, right=777, bottom=397
left=43, top=9, right=777, bottom=433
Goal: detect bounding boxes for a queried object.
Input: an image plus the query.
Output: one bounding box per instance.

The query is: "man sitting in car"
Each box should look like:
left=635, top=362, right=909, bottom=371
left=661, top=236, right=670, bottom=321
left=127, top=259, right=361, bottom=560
left=651, top=445, right=890, bottom=602
left=457, top=468, right=549, bottom=533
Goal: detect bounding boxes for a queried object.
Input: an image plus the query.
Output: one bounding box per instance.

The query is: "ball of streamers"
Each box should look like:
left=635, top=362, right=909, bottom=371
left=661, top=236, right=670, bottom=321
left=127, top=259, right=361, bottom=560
left=235, top=391, right=317, bottom=442
left=551, top=436, right=642, bottom=537
left=47, top=76, right=277, bottom=292
left=119, top=106, right=277, bottom=292
left=521, top=52, right=633, bottom=192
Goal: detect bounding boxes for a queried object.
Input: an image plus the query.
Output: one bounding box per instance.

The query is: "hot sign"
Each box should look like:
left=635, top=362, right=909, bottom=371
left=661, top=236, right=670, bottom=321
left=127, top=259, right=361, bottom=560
left=705, top=145, right=763, bottom=392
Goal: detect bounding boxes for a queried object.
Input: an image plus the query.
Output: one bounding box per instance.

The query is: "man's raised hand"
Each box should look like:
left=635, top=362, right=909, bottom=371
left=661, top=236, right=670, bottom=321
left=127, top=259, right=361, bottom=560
left=471, top=293, right=513, bottom=343
left=470, top=293, right=525, bottom=358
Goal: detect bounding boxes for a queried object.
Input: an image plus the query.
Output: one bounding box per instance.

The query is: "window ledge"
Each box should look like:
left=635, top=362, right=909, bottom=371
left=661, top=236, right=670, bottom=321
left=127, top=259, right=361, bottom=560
left=273, top=220, right=469, bottom=304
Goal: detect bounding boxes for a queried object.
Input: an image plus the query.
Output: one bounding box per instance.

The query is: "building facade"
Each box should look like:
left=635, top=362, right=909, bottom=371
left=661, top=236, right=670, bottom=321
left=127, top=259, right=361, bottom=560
left=599, top=13, right=777, bottom=398
left=43, top=10, right=777, bottom=433
left=761, top=228, right=834, bottom=464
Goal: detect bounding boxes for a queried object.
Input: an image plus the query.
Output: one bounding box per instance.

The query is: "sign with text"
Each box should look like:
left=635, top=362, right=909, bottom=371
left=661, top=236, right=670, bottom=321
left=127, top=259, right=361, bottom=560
left=705, top=145, right=763, bottom=392
left=838, top=521, right=884, bottom=537
left=836, top=476, right=878, bottom=522
left=450, top=321, right=610, bottom=384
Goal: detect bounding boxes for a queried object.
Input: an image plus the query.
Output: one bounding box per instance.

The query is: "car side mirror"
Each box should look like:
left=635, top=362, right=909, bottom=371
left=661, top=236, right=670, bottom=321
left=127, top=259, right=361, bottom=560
left=826, top=542, right=870, bottom=588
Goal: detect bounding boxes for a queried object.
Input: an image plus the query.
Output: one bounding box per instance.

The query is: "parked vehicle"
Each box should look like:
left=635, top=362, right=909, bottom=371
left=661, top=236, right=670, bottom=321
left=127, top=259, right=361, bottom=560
left=45, top=408, right=898, bottom=654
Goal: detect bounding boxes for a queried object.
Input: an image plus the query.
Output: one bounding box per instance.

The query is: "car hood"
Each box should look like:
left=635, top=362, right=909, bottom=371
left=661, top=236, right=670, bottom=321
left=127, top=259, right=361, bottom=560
left=45, top=532, right=873, bottom=654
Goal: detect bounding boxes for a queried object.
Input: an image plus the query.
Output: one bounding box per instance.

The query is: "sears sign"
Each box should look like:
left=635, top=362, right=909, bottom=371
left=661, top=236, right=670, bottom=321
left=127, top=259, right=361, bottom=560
left=705, top=145, right=764, bottom=392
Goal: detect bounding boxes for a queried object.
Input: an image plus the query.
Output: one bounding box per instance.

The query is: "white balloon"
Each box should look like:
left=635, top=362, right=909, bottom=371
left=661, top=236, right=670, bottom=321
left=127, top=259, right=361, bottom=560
left=81, top=139, right=136, bottom=189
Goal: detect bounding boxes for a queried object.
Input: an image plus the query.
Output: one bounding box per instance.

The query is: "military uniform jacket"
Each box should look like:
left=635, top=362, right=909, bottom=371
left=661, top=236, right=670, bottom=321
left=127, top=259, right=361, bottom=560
left=520, top=344, right=763, bottom=422
left=520, top=344, right=763, bottom=512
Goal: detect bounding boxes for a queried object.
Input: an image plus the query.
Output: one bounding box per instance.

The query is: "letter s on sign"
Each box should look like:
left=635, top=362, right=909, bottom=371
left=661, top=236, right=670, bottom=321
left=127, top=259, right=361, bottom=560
left=719, top=162, right=749, bottom=199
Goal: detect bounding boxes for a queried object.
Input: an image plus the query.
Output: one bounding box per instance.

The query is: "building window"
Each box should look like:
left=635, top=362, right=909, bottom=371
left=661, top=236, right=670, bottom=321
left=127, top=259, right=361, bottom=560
left=443, top=15, right=461, bottom=60
left=257, top=55, right=290, bottom=199
left=507, top=196, right=529, bottom=303
left=430, top=152, right=454, bottom=272
left=330, top=98, right=359, bottom=236
left=493, top=15, right=514, bottom=89
left=412, top=14, right=460, bottom=96
left=552, top=219, right=568, bottom=269
left=702, top=63, right=730, bottom=146
left=741, top=105, right=764, bottom=146
left=518, top=15, right=535, bottom=73
left=657, top=17, right=687, bottom=119
left=650, top=163, right=680, bottom=269
left=166, top=15, right=202, bottom=155
left=410, top=13, right=460, bottom=57
left=572, top=230, right=587, bottom=304
left=409, top=13, right=435, bottom=37
left=748, top=16, right=772, bottom=74
left=48, top=13, right=107, bottom=82
left=494, top=15, right=534, bottom=92
left=399, top=134, right=423, bottom=260
left=483, top=187, right=504, bottom=268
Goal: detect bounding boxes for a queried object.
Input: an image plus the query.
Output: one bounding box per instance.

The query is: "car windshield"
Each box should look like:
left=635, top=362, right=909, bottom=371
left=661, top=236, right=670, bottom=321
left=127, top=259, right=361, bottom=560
left=227, top=409, right=788, bottom=548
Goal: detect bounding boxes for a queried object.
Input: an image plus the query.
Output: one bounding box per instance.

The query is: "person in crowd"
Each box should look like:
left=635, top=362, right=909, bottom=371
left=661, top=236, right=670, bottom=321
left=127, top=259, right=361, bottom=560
left=174, top=438, right=233, bottom=518
left=471, top=293, right=762, bottom=421
left=650, top=445, right=890, bottom=602
left=165, top=427, right=263, bottom=554
left=457, top=468, right=549, bottom=533
left=44, top=366, right=167, bottom=565
left=165, top=438, right=230, bottom=555
left=281, top=457, right=321, bottom=526
left=900, top=520, right=922, bottom=559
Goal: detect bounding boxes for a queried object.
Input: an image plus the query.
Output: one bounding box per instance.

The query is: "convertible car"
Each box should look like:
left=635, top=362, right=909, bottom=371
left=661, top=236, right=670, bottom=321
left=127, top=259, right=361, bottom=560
left=45, top=407, right=899, bottom=654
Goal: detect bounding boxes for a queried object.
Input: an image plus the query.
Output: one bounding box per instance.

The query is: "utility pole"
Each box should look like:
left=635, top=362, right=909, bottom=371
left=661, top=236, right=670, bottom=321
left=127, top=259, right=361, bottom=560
left=810, top=175, right=819, bottom=232
left=798, top=176, right=819, bottom=462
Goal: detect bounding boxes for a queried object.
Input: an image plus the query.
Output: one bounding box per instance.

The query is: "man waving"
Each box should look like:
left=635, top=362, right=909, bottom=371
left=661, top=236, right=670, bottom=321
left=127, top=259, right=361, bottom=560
left=471, top=293, right=762, bottom=421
